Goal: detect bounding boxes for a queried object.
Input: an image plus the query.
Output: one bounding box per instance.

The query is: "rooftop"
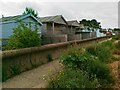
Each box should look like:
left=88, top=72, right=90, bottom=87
left=67, top=20, right=80, bottom=27
left=38, top=15, right=67, bottom=25
left=0, top=15, right=23, bottom=22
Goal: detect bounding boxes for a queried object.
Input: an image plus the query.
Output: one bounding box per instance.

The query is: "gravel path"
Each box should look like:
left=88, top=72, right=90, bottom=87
left=2, top=60, right=63, bottom=88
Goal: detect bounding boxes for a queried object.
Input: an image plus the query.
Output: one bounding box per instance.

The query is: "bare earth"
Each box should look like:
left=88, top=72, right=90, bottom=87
left=109, top=61, right=120, bottom=89
left=2, top=60, right=63, bottom=88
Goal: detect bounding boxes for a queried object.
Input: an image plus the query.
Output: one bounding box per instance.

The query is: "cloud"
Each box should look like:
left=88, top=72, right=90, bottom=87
left=0, top=1, right=118, bottom=28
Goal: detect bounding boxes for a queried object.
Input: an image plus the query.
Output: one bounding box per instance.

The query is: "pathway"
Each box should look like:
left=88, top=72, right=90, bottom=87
left=2, top=60, right=63, bottom=88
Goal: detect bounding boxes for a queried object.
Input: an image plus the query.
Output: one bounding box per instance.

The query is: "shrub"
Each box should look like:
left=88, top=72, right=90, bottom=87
left=47, top=53, right=53, bottom=62
left=2, top=68, right=8, bottom=82
left=116, top=41, right=120, bottom=50
left=10, top=65, right=21, bottom=76
left=85, top=59, right=115, bottom=87
left=5, top=22, right=41, bottom=50
left=112, top=35, right=120, bottom=40
left=49, top=68, right=100, bottom=88
left=101, top=40, right=116, bottom=50
left=60, top=47, right=115, bottom=87
left=86, top=44, right=112, bottom=63
left=60, top=47, right=85, bottom=68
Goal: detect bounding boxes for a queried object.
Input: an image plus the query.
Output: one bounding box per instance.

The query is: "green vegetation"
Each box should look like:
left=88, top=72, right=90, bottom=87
left=116, top=41, right=120, bottom=50
left=113, top=28, right=120, bottom=32
left=86, top=41, right=115, bottom=63
left=79, top=19, right=101, bottom=29
left=113, top=41, right=120, bottom=55
left=23, top=7, right=38, bottom=17
left=112, top=35, right=120, bottom=40
left=5, top=22, right=41, bottom=50
left=10, top=65, right=21, bottom=76
left=2, top=64, right=21, bottom=82
left=47, top=53, right=53, bottom=62
left=2, top=69, right=7, bottom=82
left=49, top=68, right=99, bottom=88
left=112, top=35, right=120, bottom=55
left=49, top=40, right=118, bottom=88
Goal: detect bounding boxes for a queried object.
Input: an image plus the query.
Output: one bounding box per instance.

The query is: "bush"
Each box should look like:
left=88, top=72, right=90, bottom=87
left=60, top=48, right=83, bottom=68
left=101, top=40, right=116, bottom=50
left=47, top=54, right=53, bottom=62
left=49, top=68, right=100, bottom=88
left=86, top=44, right=112, bottom=63
left=2, top=68, right=8, bottom=82
left=85, top=59, right=115, bottom=87
left=112, top=35, right=120, bottom=40
left=60, top=47, right=115, bottom=87
left=116, top=41, right=120, bottom=50
left=10, top=65, right=21, bottom=76
left=5, top=22, right=41, bottom=50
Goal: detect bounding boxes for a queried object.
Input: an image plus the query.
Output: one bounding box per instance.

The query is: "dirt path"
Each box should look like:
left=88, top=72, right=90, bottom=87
left=2, top=60, right=63, bottom=88
left=109, top=61, right=120, bottom=89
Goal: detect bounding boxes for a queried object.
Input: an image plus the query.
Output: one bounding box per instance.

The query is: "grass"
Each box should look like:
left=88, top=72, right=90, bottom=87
left=112, top=35, right=120, bottom=40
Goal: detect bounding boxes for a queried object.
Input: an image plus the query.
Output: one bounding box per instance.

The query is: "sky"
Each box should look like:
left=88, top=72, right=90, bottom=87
left=0, top=0, right=119, bottom=28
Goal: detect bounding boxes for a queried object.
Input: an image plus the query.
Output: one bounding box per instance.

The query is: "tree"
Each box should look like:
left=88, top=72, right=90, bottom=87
left=113, top=28, right=120, bottom=32
left=79, top=19, right=101, bottom=29
left=79, top=19, right=88, bottom=26
left=23, top=7, right=38, bottom=17
left=5, top=22, right=41, bottom=50
left=90, top=19, right=100, bottom=29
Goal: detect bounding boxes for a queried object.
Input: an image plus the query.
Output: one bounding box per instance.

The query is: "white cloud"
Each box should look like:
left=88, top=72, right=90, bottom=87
left=0, top=1, right=119, bottom=28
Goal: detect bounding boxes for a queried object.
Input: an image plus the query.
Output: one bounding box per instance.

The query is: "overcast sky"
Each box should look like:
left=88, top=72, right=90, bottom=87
left=0, top=0, right=119, bottom=28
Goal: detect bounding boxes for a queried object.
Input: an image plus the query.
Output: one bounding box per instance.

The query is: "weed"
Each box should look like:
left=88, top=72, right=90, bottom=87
left=10, top=65, right=21, bottom=76
left=47, top=54, right=53, bottom=62
left=2, top=68, right=8, bottom=82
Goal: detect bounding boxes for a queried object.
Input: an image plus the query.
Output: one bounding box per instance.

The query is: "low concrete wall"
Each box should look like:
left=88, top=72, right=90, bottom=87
left=2, top=36, right=111, bottom=81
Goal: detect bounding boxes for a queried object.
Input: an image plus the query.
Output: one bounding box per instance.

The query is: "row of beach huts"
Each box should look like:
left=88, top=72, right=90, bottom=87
left=0, top=13, right=106, bottom=47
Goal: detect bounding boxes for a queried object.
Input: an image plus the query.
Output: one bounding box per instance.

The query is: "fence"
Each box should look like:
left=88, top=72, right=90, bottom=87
left=2, top=36, right=111, bottom=81
left=42, top=34, right=67, bottom=45
left=67, top=34, right=81, bottom=41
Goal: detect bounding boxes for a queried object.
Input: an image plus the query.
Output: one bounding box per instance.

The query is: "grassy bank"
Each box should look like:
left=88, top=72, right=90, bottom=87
left=48, top=37, right=120, bottom=88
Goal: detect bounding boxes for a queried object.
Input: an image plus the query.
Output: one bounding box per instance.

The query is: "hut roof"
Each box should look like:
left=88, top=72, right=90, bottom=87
left=38, top=15, right=67, bottom=25
left=67, top=20, right=80, bottom=27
